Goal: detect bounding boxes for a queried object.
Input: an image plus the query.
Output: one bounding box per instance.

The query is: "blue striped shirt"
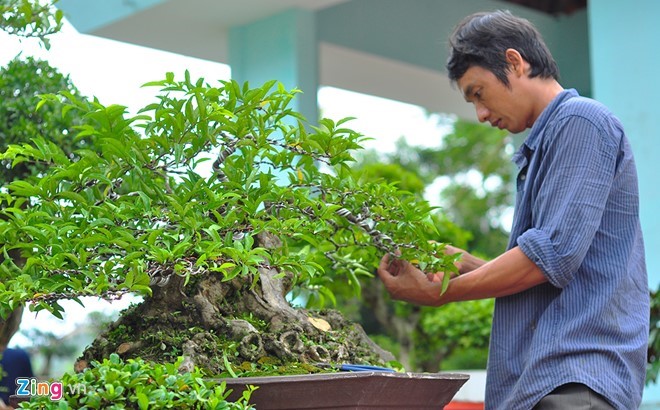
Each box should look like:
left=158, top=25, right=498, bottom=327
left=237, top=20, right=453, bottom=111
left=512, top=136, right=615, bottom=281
left=486, top=89, right=649, bottom=409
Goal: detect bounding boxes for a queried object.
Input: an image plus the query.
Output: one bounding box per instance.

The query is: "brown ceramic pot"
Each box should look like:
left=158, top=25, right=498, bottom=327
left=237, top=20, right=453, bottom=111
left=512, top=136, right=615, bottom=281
left=221, top=371, right=469, bottom=409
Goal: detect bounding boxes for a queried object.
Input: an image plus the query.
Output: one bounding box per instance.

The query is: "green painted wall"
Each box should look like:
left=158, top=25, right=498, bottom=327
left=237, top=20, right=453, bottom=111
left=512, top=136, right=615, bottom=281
left=589, top=0, right=659, bottom=289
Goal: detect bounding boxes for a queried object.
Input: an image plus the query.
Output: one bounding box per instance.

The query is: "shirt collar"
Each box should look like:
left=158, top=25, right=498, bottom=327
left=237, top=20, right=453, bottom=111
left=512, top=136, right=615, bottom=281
left=523, top=88, right=579, bottom=151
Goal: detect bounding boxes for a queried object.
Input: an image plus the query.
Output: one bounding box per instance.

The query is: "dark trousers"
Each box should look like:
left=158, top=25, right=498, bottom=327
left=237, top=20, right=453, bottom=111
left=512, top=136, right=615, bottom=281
left=533, top=383, right=615, bottom=410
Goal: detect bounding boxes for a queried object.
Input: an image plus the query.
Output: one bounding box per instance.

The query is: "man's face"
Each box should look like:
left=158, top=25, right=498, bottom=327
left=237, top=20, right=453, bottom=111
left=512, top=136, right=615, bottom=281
left=457, top=65, right=531, bottom=134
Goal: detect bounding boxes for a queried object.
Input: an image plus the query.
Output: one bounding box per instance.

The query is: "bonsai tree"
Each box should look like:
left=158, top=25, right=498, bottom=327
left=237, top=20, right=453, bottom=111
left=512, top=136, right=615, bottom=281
left=0, top=74, right=459, bottom=385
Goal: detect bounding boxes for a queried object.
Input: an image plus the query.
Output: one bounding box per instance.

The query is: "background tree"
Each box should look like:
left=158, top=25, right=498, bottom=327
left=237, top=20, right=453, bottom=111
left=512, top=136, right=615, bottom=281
left=20, top=328, right=78, bottom=377
left=0, top=0, right=85, bottom=351
left=16, top=310, right=116, bottom=379
left=0, top=56, right=89, bottom=185
left=0, top=57, right=89, bottom=347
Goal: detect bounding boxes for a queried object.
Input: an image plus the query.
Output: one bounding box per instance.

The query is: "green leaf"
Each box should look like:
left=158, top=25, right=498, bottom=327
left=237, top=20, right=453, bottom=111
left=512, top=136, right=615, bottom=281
left=7, top=180, right=41, bottom=197
left=222, top=351, right=238, bottom=378
left=136, top=392, right=149, bottom=410
left=57, top=191, right=88, bottom=206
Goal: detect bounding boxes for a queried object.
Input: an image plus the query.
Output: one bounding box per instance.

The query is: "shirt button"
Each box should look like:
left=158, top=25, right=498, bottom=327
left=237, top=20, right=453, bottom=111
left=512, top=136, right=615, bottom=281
left=520, top=174, right=526, bottom=181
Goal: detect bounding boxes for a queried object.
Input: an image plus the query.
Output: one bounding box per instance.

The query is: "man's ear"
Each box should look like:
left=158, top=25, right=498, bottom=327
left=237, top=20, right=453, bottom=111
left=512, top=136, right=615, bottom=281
left=505, top=48, right=526, bottom=76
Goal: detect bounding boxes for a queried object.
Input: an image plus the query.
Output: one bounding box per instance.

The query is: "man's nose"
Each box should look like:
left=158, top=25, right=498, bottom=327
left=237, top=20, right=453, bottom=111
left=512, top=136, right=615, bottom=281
left=475, top=103, right=489, bottom=123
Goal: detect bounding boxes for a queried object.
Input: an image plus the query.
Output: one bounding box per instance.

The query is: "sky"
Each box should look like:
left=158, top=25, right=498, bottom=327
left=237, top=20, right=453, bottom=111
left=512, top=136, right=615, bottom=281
left=1, top=19, right=455, bottom=348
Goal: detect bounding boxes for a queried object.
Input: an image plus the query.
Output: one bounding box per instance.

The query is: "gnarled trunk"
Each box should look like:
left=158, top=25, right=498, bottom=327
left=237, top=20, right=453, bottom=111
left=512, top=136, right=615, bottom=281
left=78, top=233, right=394, bottom=374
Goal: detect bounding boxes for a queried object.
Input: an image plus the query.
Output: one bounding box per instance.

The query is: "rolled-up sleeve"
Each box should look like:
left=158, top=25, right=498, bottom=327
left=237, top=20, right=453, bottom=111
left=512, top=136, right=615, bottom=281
left=516, top=114, right=618, bottom=288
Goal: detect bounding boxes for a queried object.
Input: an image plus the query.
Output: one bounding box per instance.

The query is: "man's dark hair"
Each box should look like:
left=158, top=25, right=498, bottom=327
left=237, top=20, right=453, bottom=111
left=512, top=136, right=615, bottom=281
left=446, top=10, right=559, bottom=86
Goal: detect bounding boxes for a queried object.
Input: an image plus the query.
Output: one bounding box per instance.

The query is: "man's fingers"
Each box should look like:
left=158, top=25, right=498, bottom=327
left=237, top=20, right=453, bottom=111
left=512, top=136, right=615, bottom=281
left=377, top=254, right=392, bottom=281
left=378, top=253, right=390, bottom=271
left=377, top=253, right=400, bottom=281
left=426, top=272, right=444, bottom=283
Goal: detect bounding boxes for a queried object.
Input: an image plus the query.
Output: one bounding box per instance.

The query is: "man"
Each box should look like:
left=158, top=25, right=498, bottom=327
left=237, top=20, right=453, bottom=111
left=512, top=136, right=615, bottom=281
left=377, top=10, right=648, bottom=410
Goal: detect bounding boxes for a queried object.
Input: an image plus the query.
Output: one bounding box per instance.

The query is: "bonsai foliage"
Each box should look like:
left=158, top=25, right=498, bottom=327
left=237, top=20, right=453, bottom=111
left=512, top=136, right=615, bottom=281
left=383, top=120, right=513, bottom=256
left=0, top=74, right=460, bottom=385
left=0, top=0, right=63, bottom=49
left=0, top=73, right=455, bottom=318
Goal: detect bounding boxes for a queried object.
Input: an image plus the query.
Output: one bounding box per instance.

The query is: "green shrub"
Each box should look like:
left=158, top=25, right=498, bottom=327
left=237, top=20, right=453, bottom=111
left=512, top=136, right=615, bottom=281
left=19, top=354, right=255, bottom=409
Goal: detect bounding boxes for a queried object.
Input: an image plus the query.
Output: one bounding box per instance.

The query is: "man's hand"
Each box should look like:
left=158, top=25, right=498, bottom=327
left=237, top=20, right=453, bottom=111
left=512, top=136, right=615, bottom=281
left=378, top=246, right=548, bottom=306
left=376, top=253, right=446, bottom=306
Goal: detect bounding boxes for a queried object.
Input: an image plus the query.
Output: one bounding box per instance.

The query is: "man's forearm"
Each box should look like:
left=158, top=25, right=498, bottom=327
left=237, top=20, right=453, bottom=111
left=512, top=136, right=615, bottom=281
left=457, top=250, right=487, bottom=274
left=444, top=245, right=487, bottom=274
left=441, top=246, right=548, bottom=304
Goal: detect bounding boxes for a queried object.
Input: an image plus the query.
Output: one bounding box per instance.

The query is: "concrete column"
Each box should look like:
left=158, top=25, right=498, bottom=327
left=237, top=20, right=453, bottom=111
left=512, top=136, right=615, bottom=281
left=588, top=1, right=660, bottom=406
left=589, top=1, right=659, bottom=288
left=229, top=9, right=318, bottom=125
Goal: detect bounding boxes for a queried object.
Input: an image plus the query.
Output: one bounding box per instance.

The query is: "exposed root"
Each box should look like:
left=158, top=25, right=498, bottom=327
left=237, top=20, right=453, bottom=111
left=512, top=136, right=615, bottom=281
left=116, top=341, right=143, bottom=356
left=280, top=330, right=304, bottom=354
left=178, top=339, right=199, bottom=373
left=305, top=345, right=331, bottom=363
left=239, top=333, right=265, bottom=361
